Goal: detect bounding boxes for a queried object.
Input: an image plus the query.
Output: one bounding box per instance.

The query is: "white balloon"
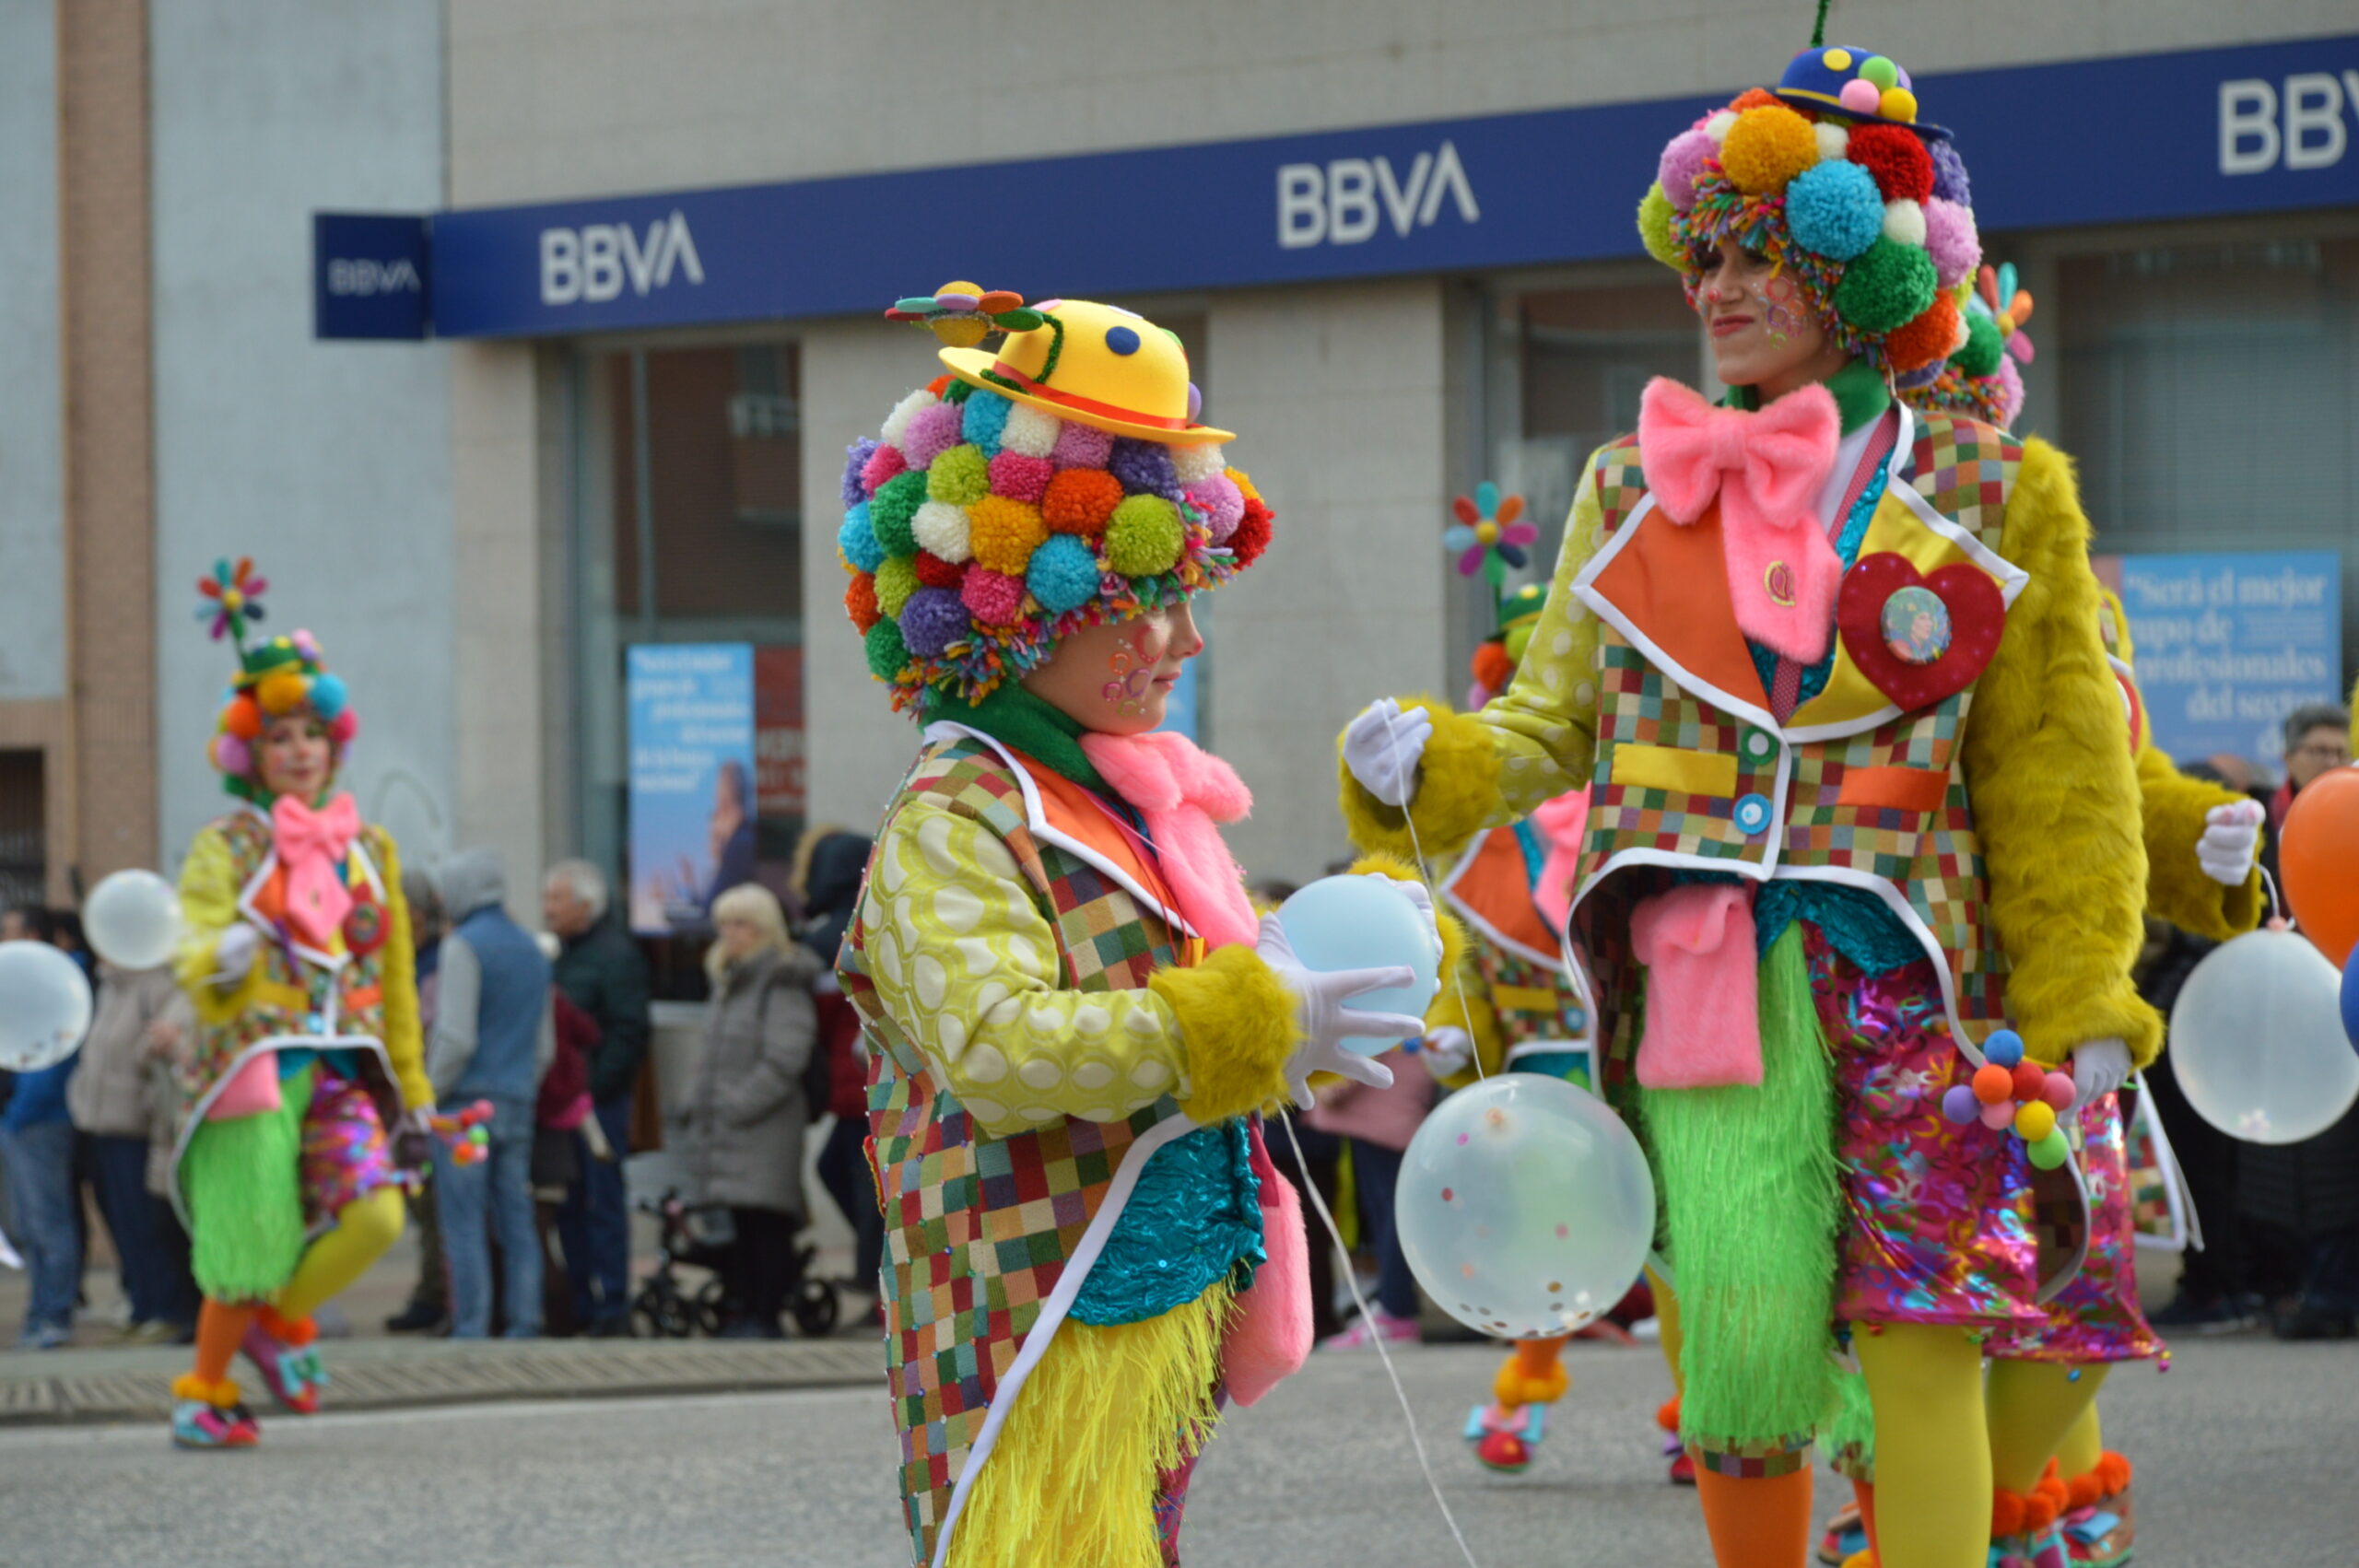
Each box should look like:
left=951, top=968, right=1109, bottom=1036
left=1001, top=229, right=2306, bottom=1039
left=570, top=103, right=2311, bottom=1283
left=1395, top=1072, right=1656, bottom=1340
left=0, top=942, right=94, bottom=1071
left=83, top=869, right=183, bottom=972
left=2170, top=928, right=2359, bottom=1145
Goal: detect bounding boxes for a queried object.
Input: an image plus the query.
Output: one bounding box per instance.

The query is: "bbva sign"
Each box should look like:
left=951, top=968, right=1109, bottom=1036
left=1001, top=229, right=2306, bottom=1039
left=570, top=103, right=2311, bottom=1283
left=1276, top=141, right=1481, bottom=250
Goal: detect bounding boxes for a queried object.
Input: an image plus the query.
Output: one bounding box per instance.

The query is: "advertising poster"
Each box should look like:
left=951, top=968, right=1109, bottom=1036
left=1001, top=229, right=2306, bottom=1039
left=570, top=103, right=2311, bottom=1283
left=2095, top=550, right=2341, bottom=771
left=627, top=643, right=757, bottom=935
left=754, top=645, right=806, bottom=824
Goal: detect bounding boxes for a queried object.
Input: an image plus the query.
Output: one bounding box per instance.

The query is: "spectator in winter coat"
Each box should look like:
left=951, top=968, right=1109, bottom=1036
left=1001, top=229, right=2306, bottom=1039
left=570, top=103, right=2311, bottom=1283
left=429, top=849, right=554, bottom=1340
left=68, top=962, right=196, bottom=1341
left=675, top=883, right=819, bottom=1338
left=798, top=829, right=882, bottom=1293
left=544, top=859, right=651, bottom=1336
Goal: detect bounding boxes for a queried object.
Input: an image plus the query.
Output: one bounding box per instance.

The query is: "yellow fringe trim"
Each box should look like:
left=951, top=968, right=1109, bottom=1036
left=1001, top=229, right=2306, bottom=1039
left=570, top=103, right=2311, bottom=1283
left=946, top=1280, right=1235, bottom=1568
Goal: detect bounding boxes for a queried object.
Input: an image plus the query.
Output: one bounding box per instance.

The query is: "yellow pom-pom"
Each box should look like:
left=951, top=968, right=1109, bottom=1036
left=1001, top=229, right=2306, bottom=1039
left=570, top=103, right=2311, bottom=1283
left=1719, top=104, right=1819, bottom=193
left=937, top=279, right=983, bottom=298
left=930, top=319, right=992, bottom=348
left=1822, top=48, right=1852, bottom=70
left=967, top=494, right=1048, bottom=577
left=1880, top=87, right=1919, bottom=124
left=1637, top=182, right=1683, bottom=268
left=255, top=672, right=309, bottom=716
left=873, top=556, right=919, bottom=616
left=2013, top=1101, right=2059, bottom=1143
left=1227, top=466, right=1262, bottom=503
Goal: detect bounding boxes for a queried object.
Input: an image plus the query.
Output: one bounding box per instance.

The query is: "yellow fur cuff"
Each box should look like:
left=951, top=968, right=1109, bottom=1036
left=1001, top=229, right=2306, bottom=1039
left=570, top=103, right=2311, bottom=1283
left=171, top=1373, right=240, bottom=1408
left=1155, top=946, right=1301, bottom=1123
left=1336, top=698, right=1504, bottom=864
left=2138, top=756, right=2264, bottom=942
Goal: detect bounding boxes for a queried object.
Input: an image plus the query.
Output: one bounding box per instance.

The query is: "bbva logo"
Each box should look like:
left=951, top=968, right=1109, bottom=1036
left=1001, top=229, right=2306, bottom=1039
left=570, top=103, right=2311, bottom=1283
left=2219, top=71, right=2359, bottom=174
left=325, top=258, right=420, bottom=297
left=540, top=210, right=705, bottom=306
left=1277, top=141, right=1481, bottom=249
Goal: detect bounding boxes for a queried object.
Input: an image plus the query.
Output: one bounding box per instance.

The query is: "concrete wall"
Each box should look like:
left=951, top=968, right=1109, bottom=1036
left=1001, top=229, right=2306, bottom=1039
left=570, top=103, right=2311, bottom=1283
left=448, top=0, right=2355, bottom=205
left=0, top=6, right=65, bottom=702
left=149, top=0, right=454, bottom=873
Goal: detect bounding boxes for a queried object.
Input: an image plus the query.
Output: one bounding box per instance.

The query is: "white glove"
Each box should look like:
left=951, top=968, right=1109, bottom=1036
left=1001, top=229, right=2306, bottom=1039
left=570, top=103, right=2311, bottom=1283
left=1343, top=699, right=1432, bottom=809
left=1420, top=1025, right=1472, bottom=1078
left=211, top=924, right=261, bottom=985
left=2196, top=799, right=2264, bottom=887
left=1256, top=913, right=1417, bottom=1108
left=2070, top=1037, right=2131, bottom=1111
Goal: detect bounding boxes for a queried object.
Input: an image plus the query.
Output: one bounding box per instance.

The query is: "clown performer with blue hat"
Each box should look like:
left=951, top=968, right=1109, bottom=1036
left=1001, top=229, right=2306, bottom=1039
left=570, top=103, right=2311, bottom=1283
left=835, top=284, right=1443, bottom=1568
left=1339, top=18, right=2165, bottom=1568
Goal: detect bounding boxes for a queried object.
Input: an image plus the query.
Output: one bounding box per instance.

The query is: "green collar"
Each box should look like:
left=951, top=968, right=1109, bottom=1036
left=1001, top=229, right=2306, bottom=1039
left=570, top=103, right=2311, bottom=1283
left=923, top=684, right=1109, bottom=795
left=1724, top=359, right=1892, bottom=436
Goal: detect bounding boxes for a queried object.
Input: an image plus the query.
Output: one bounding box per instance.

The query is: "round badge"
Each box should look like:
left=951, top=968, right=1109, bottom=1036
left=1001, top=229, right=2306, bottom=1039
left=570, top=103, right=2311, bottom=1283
left=1880, top=585, right=1953, bottom=667
left=343, top=896, right=387, bottom=957
left=1732, top=792, right=1773, bottom=837
left=1763, top=560, right=1797, bottom=608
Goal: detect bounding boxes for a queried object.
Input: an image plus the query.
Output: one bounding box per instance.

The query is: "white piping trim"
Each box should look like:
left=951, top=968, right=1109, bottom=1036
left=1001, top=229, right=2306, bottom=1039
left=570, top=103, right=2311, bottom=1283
left=927, top=1110, right=1201, bottom=1568
left=2126, top=1071, right=2198, bottom=1256
left=1572, top=494, right=1781, bottom=735
left=1436, top=834, right=1562, bottom=970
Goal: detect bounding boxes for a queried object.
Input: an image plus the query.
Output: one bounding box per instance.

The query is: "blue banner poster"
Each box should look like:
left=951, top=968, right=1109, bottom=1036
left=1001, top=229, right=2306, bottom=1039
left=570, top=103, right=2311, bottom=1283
left=2100, top=551, right=2341, bottom=772
left=627, top=644, right=757, bottom=936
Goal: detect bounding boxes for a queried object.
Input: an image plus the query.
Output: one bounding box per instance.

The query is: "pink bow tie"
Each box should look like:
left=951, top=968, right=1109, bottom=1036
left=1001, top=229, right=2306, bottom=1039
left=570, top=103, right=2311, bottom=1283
left=1637, top=378, right=1843, bottom=664
left=272, top=791, right=359, bottom=949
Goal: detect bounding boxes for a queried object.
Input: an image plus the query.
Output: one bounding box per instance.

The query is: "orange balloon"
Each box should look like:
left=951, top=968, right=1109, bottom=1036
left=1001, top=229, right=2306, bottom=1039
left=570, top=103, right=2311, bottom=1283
left=2281, top=766, right=2359, bottom=966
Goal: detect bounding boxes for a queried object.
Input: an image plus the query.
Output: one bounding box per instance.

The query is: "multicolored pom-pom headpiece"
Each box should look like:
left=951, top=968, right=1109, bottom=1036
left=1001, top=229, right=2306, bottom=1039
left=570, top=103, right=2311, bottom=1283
left=840, top=286, right=1272, bottom=711
left=1637, top=43, right=1984, bottom=377
left=1900, top=261, right=2036, bottom=429
left=194, top=557, right=358, bottom=796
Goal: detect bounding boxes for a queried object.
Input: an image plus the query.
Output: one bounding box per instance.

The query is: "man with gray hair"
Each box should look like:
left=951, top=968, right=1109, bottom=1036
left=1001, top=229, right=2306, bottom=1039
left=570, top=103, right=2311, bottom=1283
left=544, top=859, right=651, bottom=1336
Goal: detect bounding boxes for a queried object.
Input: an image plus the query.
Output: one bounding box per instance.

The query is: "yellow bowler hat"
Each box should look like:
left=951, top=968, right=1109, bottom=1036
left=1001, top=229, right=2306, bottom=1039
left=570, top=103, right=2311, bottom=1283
left=938, top=298, right=1231, bottom=446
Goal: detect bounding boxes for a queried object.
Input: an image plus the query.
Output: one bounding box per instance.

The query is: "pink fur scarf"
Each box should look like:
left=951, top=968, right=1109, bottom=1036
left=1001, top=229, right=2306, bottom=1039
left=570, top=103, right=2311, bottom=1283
left=1076, top=730, right=1260, bottom=950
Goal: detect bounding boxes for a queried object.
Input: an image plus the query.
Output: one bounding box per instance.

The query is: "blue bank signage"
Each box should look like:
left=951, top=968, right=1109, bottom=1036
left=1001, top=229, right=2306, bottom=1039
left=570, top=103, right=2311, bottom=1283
left=312, top=213, right=430, bottom=340
left=340, top=33, right=2359, bottom=340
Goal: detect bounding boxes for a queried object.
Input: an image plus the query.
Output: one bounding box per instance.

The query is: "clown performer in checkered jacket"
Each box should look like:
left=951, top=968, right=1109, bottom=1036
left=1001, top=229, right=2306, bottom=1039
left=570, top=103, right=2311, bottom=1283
left=1341, top=36, right=2169, bottom=1568
left=165, top=564, right=431, bottom=1450
left=834, top=286, right=1430, bottom=1568
left=1804, top=269, right=2267, bottom=1568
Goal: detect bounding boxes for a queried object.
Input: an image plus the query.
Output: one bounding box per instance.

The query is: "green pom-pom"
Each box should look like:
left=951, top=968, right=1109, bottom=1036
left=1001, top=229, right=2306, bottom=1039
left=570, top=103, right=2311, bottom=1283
left=1835, top=239, right=1938, bottom=335
left=1637, top=183, right=1683, bottom=269
left=1859, top=55, right=1899, bottom=90
left=863, top=618, right=909, bottom=681
left=870, top=470, right=930, bottom=556
left=927, top=443, right=991, bottom=506
left=1954, top=312, right=2004, bottom=379
left=1104, top=495, right=1184, bottom=576
left=941, top=378, right=974, bottom=404
left=874, top=556, right=920, bottom=616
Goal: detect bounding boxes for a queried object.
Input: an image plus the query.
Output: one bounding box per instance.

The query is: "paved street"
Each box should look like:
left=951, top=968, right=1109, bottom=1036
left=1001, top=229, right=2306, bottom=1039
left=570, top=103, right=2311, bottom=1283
left=1, top=1334, right=2348, bottom=1567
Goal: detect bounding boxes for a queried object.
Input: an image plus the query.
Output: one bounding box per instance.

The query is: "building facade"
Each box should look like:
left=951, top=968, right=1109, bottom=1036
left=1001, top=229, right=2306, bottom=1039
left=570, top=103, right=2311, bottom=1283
left=4, top=2, right=2355, bottom=912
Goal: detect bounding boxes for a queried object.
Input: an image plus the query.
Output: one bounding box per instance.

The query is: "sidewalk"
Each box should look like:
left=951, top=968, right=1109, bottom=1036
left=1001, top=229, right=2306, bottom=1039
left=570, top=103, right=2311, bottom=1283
left=0, top=1331, right=884, bottom=1426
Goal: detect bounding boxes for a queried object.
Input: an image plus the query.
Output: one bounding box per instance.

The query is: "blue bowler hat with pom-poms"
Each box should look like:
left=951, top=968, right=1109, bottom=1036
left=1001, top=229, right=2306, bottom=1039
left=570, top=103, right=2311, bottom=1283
left=1774, top=44, right=1950, bottom=140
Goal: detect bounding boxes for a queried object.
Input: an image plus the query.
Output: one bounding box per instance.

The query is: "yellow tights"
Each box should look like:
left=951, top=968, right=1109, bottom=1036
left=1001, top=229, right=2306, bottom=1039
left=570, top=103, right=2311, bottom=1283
left=1987, top=1359, right=2108, bottom=1492
left=1855, top=1324, right=1989, bottom=1568
left=277, top=1185, right=407, bottom=1321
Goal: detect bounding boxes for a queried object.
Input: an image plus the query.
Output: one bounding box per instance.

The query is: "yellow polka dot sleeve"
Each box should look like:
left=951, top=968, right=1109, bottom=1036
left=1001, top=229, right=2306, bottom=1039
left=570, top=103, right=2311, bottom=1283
left=1476, top=458, right=1609, bottom=816
left=862, top=801, right=1199, bottom=1137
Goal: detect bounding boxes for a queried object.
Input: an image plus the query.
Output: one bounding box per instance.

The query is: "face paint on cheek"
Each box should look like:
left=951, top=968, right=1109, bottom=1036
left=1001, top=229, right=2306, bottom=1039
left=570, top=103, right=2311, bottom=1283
left=1760, top=272, right=1802, bottom=346
left=1099, top=626, right=1160, bottom=718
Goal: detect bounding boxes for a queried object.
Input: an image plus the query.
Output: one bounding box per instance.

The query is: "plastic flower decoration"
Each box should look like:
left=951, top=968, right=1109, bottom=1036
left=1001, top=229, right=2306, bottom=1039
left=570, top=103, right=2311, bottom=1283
left=1445, top=483, right=1536, bottom=582
left=195, top=556, right=268, bottom=643
left=1977, top=263, right=2035, bottom=366
left=884, top=280, right=1048, bottom=348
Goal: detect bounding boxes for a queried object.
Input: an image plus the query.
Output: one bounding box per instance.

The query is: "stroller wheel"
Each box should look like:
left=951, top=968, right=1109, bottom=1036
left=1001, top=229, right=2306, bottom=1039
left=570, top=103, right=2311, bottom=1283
left=792, top=1276, right=841, bottom=1339
left=692, top=1279, right=728, bottom=1338
left=631, top=1291, right=692, bottom=1340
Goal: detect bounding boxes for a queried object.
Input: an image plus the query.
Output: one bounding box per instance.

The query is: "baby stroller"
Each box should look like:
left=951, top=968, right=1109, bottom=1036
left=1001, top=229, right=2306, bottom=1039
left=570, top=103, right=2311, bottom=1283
left=624, top=1152, right=839, bottom=1339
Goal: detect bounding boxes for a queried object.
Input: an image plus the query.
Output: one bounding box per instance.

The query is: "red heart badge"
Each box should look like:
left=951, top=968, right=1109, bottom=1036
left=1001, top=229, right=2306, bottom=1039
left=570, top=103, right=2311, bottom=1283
left=1836, top=553, right=2007, bottom=712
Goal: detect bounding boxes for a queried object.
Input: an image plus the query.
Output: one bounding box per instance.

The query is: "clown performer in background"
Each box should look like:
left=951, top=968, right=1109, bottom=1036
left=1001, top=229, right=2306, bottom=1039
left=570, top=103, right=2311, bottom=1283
left=1812, top=270, right=2267, bottom=1568
left=1339, top=35, right=2162, bottom=1568
left=166, top=562, right=428, bottom=1449
left=1435, top=585, right=1693, bottom=1484
left=834, top=286, right=1431, bottom=1568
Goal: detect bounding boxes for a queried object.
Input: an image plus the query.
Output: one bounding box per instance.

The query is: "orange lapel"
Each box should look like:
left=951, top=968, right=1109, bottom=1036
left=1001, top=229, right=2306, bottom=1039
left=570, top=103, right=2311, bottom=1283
left=1589, top=500, right=1769, bottom=714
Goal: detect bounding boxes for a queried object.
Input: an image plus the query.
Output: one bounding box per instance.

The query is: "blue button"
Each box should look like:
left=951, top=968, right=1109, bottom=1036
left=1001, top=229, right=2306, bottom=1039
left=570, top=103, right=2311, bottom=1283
left=1733, top=792, right=1773, bottom=836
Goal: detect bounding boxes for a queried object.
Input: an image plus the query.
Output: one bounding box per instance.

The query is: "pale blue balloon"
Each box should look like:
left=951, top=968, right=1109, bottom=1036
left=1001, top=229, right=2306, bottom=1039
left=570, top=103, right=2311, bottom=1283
left=1396, top=1073, right=1656, bottom=1340
left=1274, top=875, right=1441, bottom=1055
left=0, top=941, right=93, bottom=1071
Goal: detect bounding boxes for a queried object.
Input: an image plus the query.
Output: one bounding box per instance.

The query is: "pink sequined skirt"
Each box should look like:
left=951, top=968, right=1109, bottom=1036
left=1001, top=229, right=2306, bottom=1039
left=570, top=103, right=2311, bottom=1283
left=299, top=1067, right=396, bottom=1224
left=1810, top=936, right=2043, bottom=1330
left=1983, top=1093, right=2163, bottom=1363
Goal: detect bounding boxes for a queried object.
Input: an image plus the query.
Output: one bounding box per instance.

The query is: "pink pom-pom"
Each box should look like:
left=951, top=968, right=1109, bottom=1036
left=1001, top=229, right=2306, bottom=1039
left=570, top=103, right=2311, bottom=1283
left=861, top=444, right=907, bottom=496
left=1978, top=1099, right=2016, bottom=1130
left=2038, top=1071, right=2076, bottom=1112
left=1050, top=420, right=1114, bottom=471
left=328, top=708, right=359, bottom=744
left=900, top=403, right=965, bottom=470
left=1990, top=357, right=2025, bottom=427
left=213, top=733, right=251, bottom=775
left=1838, top=78, right=1883, bottom=114
left=1920, top=197, right=1981, bottom=287
left=1186, top=474, right=1246, bottom=542
left=1657, top=129, right=1719, bottom=212
left=960, top=568, right=1027, bottom=626
left=988, top=451, right=1054, bottom=504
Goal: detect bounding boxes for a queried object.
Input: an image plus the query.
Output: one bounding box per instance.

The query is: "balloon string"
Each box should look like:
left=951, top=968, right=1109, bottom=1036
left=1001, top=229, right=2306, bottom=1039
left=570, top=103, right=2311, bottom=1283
left=1281, top=1111, right=1485, bottom=1568
left=2259, top=865, right=2285, bottom=926
left=1375, top=703, right=1489, bottom=1081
